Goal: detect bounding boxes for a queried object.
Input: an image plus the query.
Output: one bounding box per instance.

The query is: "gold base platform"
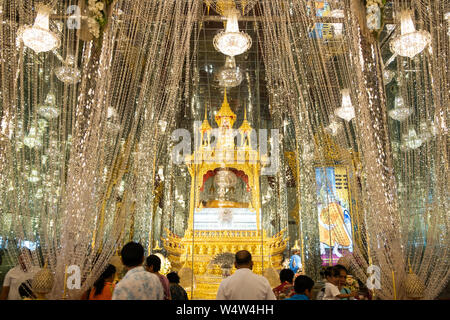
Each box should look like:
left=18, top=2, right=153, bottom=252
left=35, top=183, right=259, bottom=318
left=163, top=228, right=288, bottom=299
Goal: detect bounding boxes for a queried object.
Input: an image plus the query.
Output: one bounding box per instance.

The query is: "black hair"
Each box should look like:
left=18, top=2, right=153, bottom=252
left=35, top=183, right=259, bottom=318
left=279, top=269, right=295, bottom=283
left=334, top=264, right=348, bottom=274
left=324, top=266, right=334, bottom=278
left=146, top=255, right=161, bottom=272
left=93, top=264, right=116, bottom=296
left=121, top=242, right=144, bottom=267
left=331, top=266, right=342, bottom=277
left=235, top=250, right=252, bottom=266
left=167, top=272, right=180, bottom=284
left=18, top=280, right=35, bottom=299
left=294, top=275, right=315, bottom=294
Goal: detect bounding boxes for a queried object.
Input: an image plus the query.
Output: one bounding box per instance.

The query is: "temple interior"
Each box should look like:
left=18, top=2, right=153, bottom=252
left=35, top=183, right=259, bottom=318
left=0, top=0, right=448, bottom=300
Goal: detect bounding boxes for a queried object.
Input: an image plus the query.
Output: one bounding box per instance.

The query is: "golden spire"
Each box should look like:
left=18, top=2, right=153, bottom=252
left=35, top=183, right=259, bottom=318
left=200, top=103, right=212, bottom=132
left=215, top=88, right=236, bottom=128
left=239, top=103, right=253, bottom=133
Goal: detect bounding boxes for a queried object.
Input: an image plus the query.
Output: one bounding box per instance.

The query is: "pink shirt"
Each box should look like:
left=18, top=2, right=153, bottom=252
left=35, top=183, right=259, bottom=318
left=156, top=273, right=171, bottom=300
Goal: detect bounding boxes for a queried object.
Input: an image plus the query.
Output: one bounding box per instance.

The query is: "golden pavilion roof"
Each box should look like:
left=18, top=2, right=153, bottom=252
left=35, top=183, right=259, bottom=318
left=200, top=104, right=212, bottom=132
left=215, top=88, right=236, bottom=128
left=239, top=105, right=253, bottom=133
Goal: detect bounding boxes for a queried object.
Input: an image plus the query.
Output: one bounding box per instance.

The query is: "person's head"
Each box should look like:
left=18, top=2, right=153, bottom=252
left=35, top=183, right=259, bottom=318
left=279, top=268, right=295, bottom=284
left=18, top=248, right=32, bottom=271
left=145, top=255, right=161, bottom=273
left=167, top=272, right=180, bottom=284
left=328, top=266, right=341, bottom=286
left=120, top=242, right=144, bottom=268
left=324, top=266, right=333, bottom=281
left=93, top=264, right=116, bottom=296
left=234, top=250, right=253, bottom=269
left=334, top=264, right=348, bottom=287
left=293, top=275, right=315, bottom=299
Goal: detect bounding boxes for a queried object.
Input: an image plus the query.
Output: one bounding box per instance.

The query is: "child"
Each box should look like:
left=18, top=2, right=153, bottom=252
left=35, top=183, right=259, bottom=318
left=286, top=275, right=315, bottom=300
left=323, top=266, right=358, bottom=300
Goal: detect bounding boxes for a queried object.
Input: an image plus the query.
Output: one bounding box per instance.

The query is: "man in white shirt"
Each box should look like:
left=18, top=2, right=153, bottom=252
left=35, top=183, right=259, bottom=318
left=0, top=249, right=40, bottom=300
left=216, top=250, right=276, bottom=300
left=112, top=242, right=164, bottom=300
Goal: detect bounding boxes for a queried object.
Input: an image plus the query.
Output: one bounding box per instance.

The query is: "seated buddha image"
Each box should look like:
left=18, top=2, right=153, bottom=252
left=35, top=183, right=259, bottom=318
left=200, top=168, right=251, bottom=209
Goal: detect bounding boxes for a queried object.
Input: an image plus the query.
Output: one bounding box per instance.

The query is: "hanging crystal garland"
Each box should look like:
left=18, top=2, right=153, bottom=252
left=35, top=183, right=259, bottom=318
left=445, top=12, right=450, bottom=37
left=55, top=55, right=81, bottom=84
left=389, top=94, right=412, bottom=121
left=390, top=10, right=431, bottom=58
left=334, top=89, right=355, bottom=122
left=17, top=4, right=61, bottom=53
left=106, top=107, right=121, bottom=134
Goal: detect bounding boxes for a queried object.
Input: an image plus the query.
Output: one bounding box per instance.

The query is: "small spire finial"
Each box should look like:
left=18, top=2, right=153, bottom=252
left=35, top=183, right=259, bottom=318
left=204, top=103, right=208, bottom=120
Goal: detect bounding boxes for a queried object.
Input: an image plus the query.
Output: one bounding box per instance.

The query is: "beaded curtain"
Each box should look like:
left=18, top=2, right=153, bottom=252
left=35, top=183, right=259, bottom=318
left=0, top=0, right=448, bottom=299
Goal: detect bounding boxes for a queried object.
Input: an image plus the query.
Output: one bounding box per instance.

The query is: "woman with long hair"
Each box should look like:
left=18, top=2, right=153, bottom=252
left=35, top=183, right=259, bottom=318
left=88, top=264, right=116, bottom=300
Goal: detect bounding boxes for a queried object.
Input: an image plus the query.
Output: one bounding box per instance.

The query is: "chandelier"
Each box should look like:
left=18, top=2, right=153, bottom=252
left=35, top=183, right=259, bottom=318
left=28, top=169, right=41, bottom=183
left=390, top=10, right=431, bottom=58
left=38, top=93, right=60, bottom=120
left=215, top=56, right=243, bottom=88
left=334, top=89, right=355, bottom=122
left=402, top=127, right=422, bottom=150
left=213, top=8, right=252, bottom=57
left=55, top=55, right=81, bottom=83
left=23, top=121, right=43, bottom=149
left=326, top=116, right=343, bottom=136
left=388, top=95, right=412, bottom=122
left=17, top=5, right=60, bottom=53
left=383, top=69, right=395, bottom=84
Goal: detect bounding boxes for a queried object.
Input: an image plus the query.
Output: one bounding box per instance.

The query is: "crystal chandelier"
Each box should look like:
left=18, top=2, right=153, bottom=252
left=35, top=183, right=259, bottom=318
left=55, top=55, right=81, bottom=83
left=334, top=89, right=355, bottom=122
left=390, top=10, right=431, bottom=58
left=28, top=169, right=41, bottom=183
left=38, top=93, right=60, bottom=120
left=388, top=95, right=412, bottom=121
left=326, top=116, right=343, bottom=136
left=215, top=56, right=243, bottom=88
left=419, top=121, right=432, bottom=143
left=383, top=69, right=395, bottom=84
left=402, top=127, right=422, bottom=150
left=213, top=8, right=252, bottom=57
left=17, top=5, right=60, bottom=53
left=23, top=122, right=43, bottom=148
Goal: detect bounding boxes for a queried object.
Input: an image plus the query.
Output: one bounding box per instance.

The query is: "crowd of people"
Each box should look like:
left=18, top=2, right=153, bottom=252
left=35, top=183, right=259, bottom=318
left=0, top=242, right=369, bottom=300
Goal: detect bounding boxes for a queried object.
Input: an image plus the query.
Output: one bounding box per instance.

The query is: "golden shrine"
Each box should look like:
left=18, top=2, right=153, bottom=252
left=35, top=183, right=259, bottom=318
left=163, top=90, right=287, bottom=299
